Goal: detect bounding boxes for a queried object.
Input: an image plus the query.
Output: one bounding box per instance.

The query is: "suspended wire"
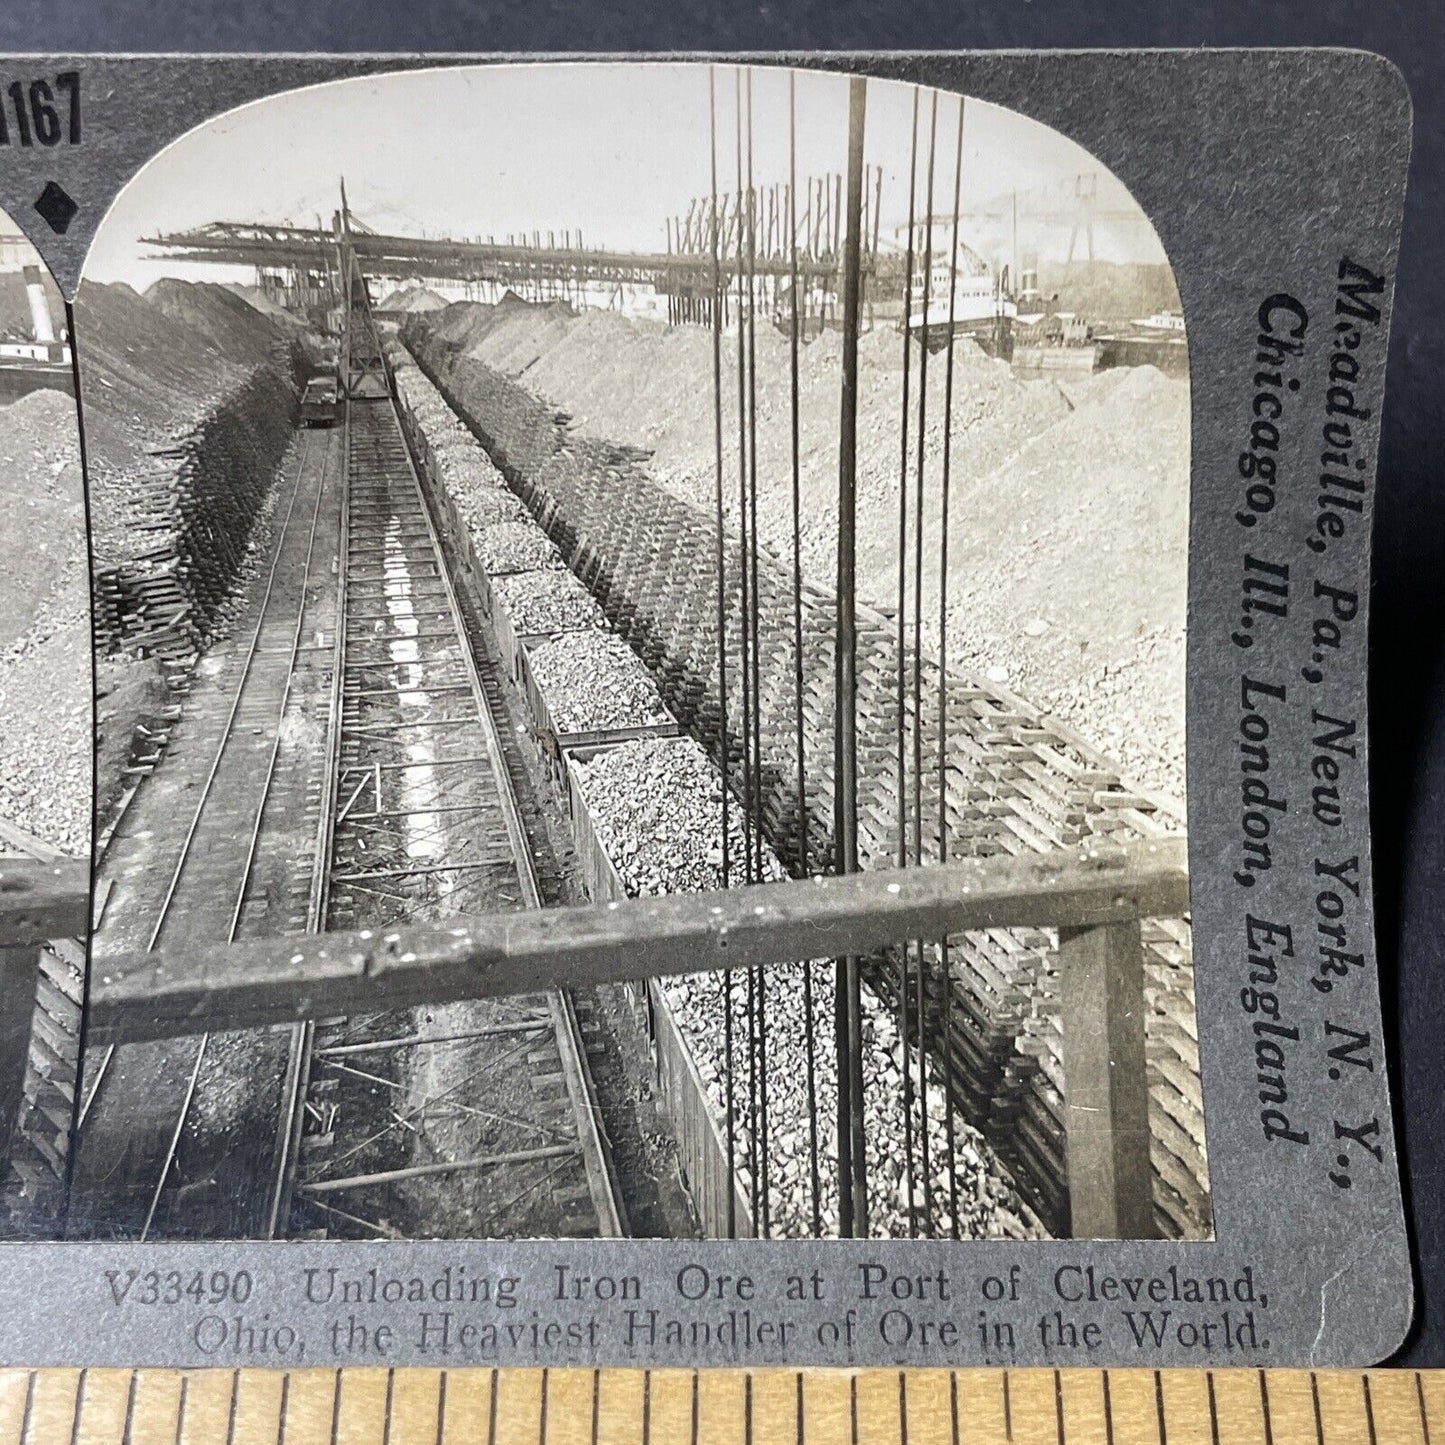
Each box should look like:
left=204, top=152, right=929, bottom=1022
left=708, top=66, right=737, bottom=1241
left=788, top=71, right=824, bottom=1238
left=895, top=85, right=921, bottom=1232
left=939, top=92, right=967, bottom=1240
left=834, top=74, right=869, bottom=1240
left=912, top=90, right=940, bottom=1233
left=743, top=70, right=771, bottom=1239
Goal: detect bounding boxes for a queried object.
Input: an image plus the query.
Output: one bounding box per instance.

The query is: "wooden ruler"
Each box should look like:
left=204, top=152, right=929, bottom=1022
left=0, top=1367, right=1440, bottom=1443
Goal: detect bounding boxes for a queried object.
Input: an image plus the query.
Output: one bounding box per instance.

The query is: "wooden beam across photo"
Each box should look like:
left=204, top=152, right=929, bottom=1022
left=85, top=838, right=1188, bottom=1046
left=0, top=857, right=88, bottom=947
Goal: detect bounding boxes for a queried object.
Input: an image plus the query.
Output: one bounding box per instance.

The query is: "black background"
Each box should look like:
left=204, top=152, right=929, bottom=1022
left=2, top=0, right=1441, bottom=1366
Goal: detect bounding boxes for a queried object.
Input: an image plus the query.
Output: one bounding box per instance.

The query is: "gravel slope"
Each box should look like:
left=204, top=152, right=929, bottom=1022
left=0, top=390, right=89, bottom=856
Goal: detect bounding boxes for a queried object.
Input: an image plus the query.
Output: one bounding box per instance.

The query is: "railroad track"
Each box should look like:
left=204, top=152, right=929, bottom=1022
left=69, top=303, right=624, bottom=1242
left=284, top=353, right=624, bottom=1241
left=70, top=422, right=340, bottom=1240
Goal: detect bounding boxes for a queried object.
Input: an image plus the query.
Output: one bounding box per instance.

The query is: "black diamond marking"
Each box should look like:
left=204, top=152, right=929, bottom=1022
left=34, top=181, right=78, bottom=235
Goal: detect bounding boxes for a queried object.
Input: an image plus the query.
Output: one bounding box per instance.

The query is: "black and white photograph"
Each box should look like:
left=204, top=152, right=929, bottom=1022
left=3, top=61, right=1201, bottom=1246
left=0, top=216, right=87, bottom=1240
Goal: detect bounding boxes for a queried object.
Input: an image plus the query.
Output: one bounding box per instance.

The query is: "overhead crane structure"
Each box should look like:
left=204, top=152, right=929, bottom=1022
left=147, top=218, right=862, bottom=284
left=143, top=180, right=905, bottom=326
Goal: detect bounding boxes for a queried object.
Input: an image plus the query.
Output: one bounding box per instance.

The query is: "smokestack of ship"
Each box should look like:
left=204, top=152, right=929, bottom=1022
left=21, top=264, right=54, bottom=345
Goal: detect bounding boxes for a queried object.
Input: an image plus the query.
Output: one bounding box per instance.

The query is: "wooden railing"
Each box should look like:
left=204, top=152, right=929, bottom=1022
left=87, top=838, right=1188, bottom=1239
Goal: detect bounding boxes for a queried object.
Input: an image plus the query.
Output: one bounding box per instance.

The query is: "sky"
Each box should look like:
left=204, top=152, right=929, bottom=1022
left=81, top=63, right=1170, bottom=289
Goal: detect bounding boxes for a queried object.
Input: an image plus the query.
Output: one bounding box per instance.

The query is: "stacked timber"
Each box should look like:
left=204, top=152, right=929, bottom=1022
left=91, top=367, right=296, bottom=669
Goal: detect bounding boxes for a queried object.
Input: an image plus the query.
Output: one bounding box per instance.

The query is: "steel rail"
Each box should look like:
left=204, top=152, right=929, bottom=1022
left=76, top=421, right=332, bottom=1245
left=273, top=328, right=626, bottom=1240
left=268, top=392, right=352, bottom=1240
left=137, top=420, right=335, bottom=1242
left=388, top=374, right=626, bottom=1239
left=76, top=431, right=314, bottom=1130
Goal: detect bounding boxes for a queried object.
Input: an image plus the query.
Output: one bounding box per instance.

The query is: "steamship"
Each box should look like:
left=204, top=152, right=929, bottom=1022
left=900, top=223, right=1016, bottom=361
left=0, top=262, right=71, bottom=401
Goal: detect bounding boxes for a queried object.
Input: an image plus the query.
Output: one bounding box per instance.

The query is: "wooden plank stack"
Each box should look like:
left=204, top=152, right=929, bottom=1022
left=91, top=367, right=297, bottom=673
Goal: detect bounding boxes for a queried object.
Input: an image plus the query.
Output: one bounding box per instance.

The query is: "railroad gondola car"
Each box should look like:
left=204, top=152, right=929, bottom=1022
left=300, top=374, right=340, bottom=427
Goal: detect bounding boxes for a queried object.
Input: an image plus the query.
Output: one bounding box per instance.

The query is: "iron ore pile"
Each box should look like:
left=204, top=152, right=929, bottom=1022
left=395, top=356, right=565, bottom=579
left=527, top=632, right=672, bottom=734
left=421, top=297, right=1190, bottom=804
left=573, top=737, right=1042, bottom=1240
left=493, top=571, right=605, bottom=635
left=394, top=359, right=609, bottom=636
left=402, top=315, right=1210, bottom=1240
left=0, top=390, right=90, bottom=856
left=476, top=520, right=566, bottom=576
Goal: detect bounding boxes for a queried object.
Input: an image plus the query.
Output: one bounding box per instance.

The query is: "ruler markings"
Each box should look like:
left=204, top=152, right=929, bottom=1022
left=174, top=1374, right=188, bottom=1445
left=907, top=1371, right=954, bottom=1445
left=9, top=1369, right=1445, bottom=1442
left=270, top=1371, right=336, bottom=1445
left=1261, top=1371, right=1322, bottom=1445
left=25, top=1369, right=80, bottom=1445
left=497, top=1368, right=543, bottom=1445
left=1158, top=1370, right=1209, bottom=1445
left=1365, top=1371, right=1424, bottom=1445
left=952, top=1369, right=1010, bottom=1443
left=853, top=1368, right=902, bottom=1445
left=542, top=1369, right=591, bottom=1445
left=1101, top=1371, right=1156, bottom=1445
left=693, top=1367, right=744, bottom=1445
left=436, top=1364, right=490, bottom=1443
left=1212, top=1368, right=1266, bottom=1444
left=66, top=1368, right=84, bottom=1445
left=174, top=1366, right=231, bottom=1445
left=741, top=1369, right=791, bottom=1445
left=18, top=1371, right=35, bottom=1445
left=1002, top=1367, right=1057, bottom=1444
left=592, top=1369, right=641, bottom=1445
left=276, top=1372, right=290, bottom=1445
left=1315, top=1370, right=1370, bottom=1445
left=386, top=1368, right=440, bottom=1445
left=230, top=1370, right=284, bottom=1445
left=334, top=1369, right=387, bottom=1445
left=128, top=1370, right=183, bottom=1445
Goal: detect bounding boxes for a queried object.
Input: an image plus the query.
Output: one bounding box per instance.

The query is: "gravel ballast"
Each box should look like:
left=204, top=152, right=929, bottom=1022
left=573, top=736, right=1043, bottom=1240
left=527, top=632, right=671, bottom=734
